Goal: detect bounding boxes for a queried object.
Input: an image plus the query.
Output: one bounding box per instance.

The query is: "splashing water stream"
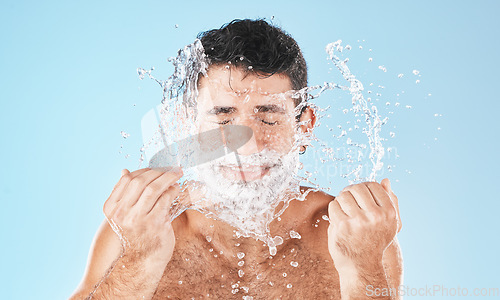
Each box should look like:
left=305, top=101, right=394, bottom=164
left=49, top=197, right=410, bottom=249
left=134, top=38, right=387, bottom=255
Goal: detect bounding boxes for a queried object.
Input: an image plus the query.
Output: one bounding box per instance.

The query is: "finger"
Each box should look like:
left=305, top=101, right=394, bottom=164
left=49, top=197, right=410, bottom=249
left=365, top=182, right=393, bottom=208
left=149, top=183, right=182, bottom=217
left=390, top=191, right=402, bottom=233
left=382, top=178, right=400, bottom=214
left=138, top=170, right=184, bottom=214
left=381, top=178, right=402, bottom=232
left=129, top=168, right=152, bottom=178
left=335, top=190, right=361, bottom=217
left=105, top=169, right=150, bottom=208
left=328, top=199, right=348, bottom=223
left=344, top=183, right=380, bottom=210
left=119, top=169, right=170, bottom=208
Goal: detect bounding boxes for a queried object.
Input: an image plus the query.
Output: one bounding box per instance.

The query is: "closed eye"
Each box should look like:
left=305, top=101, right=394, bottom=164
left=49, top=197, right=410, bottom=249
left=214, top=119, right=232, bottom=125
left=261, top=119, right=278, bottom=125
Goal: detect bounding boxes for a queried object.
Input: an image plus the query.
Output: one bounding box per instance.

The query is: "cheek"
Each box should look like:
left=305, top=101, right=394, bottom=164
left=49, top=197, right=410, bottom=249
left=257, top=124, right=296, bottom=152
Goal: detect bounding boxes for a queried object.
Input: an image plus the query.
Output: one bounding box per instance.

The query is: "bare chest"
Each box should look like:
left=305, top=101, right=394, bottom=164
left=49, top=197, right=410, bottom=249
left=152, top=239, right=340, bottom=299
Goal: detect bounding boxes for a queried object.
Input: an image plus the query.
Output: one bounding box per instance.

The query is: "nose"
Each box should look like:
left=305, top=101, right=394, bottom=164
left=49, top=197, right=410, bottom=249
left=232, top=115, right=262, bottom=156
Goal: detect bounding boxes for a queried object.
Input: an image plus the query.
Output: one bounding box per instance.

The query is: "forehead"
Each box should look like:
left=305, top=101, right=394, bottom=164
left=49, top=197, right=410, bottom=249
left=197, top=65, right=294, bottom=102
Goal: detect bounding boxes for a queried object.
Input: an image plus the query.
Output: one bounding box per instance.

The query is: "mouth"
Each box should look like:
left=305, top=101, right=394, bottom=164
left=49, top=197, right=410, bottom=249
left=219, top=164, right=274, bottom=181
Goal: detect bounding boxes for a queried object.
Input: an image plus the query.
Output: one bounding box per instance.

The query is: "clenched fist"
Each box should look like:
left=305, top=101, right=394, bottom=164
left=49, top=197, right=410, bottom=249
left=327, top=178, right=401, bottom=272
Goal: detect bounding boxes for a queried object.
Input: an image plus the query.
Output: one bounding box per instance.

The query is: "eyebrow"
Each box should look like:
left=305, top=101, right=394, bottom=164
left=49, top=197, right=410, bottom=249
left=206, top=106, right=237, bottom=115
left=206, top=104, right=286, bottom=115
left=254, top=104, right=286, bottom=114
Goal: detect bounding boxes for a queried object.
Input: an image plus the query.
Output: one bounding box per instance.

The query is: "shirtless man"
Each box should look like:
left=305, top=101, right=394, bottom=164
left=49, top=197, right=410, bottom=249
left=70, top=19, right=403, bottom=299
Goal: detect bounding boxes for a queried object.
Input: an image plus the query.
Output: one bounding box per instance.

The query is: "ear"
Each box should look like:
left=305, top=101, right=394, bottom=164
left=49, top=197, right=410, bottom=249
left=298, top=106, right=317, bottom=134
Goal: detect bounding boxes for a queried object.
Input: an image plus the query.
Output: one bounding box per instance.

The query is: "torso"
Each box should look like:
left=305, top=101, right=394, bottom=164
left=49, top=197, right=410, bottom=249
left=152, top=187, right=341, bottom=299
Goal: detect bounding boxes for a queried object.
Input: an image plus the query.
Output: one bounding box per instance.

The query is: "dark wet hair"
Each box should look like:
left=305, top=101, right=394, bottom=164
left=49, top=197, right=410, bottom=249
left=197, top=19, right=308, bottom=108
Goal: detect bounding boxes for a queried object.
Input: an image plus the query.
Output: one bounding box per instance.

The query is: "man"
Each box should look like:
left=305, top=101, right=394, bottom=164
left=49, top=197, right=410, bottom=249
left=70, top=19, right=403, bottom=299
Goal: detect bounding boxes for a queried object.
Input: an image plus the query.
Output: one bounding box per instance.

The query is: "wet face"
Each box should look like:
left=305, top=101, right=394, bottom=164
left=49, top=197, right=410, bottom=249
left=195, top=65, right=310, bottom=182
left=191, top=66, right=315, bottom=237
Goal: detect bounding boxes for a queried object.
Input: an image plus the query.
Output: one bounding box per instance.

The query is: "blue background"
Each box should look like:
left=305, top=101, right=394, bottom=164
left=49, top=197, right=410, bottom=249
left=1, top=0, right=499, bottom=298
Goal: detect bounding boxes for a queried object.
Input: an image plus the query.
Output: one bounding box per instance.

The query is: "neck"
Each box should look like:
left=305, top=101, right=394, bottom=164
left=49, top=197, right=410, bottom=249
left=183, top=189, right=303, bottom=261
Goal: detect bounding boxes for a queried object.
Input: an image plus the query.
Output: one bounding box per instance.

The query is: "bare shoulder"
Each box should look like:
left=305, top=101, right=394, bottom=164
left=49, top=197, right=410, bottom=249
left=298, top=185, right=335, bottom=221
left=279, top=186, right=334, bottom=246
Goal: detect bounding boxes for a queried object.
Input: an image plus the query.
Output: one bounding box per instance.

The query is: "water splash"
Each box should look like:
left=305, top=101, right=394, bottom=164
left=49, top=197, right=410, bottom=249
left=136, top=38, right=390, bottom=259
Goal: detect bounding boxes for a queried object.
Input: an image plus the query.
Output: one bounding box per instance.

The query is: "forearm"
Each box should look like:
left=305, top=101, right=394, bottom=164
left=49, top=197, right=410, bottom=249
left=337, top=261, right=395, bottom=300
left=83, top=251, right=169, bottom=300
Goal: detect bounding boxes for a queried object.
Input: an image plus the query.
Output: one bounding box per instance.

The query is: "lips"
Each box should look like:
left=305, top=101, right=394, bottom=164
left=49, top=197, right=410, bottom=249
left=219, top=164, right=273, bottom=181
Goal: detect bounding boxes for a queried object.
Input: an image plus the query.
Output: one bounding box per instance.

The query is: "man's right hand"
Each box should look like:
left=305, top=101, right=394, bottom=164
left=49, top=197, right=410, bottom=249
left=103, top=167, right=183, bottom=263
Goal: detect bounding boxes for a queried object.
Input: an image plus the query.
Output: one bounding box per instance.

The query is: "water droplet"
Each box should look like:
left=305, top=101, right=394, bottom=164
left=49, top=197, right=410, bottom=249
left=238, top=261, right=245, bottom=267
left=343, top=109, right=349, bottom=114
left=289, top=230, right=301, bottom=239
left=368, top=57, right=373, bottom=62
left=174, top=24, right=179, bottom=28
left=397, top=74, right=404, bottom=78
left=237, top=252, right=245, bottom=259
left=120, top=131, right=130, bottom=139
left=178, top=280, right=183, bottom=284
left=287, top=283, right=293, bottom=288
left=206, top=236, right=212, bottom=242
left=322, top=215, right=329, bottom=221
left=378, top=65, right=387, bottom=72
left=283, top=272, right=287, bottom=277
left=290, top=261, right=299, bottom=267
left=238, top=270, right=245, bottom=277
left=273, top=236, right=283, bottom=246
left=416, top=79, right=420, bottom=84
left=412, top=70, right=420, bottom=75
left=209, top=248, right=213, bottom=252
left=390, top=132, right=396, bottom=138
left=406, top=105, right=412, bottom=109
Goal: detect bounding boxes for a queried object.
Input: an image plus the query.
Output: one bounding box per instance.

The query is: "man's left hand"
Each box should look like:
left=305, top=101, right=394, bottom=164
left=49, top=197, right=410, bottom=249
left=327, top=178, right=401, bottom=273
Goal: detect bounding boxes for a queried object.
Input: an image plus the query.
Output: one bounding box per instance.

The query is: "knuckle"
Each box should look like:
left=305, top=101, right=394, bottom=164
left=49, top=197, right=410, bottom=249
left=122, top=173, right=133, bottom=182
left=103, top=202, right=110, bottom=216
left=170, top=183, right=181, bottom=194
left=130, top=177, right=145, bottom=189
left=143, top=184, right=159, bottom=197
left=386, top=207, right=397, bottom=219
left=366, top=211, right=382, bottom=223
left=337, top=191, right=349, bottom=200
